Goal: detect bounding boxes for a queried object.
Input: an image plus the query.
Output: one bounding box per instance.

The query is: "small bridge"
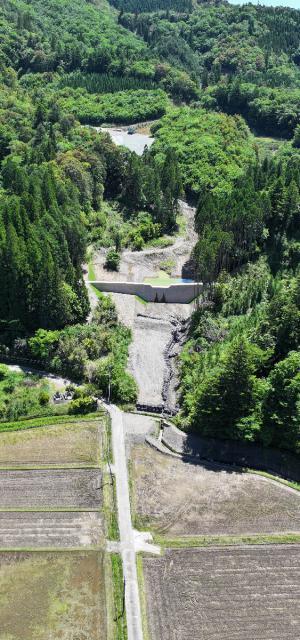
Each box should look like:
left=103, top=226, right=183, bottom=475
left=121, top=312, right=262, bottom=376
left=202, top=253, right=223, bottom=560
left=89, top=281, right=203, bottom=303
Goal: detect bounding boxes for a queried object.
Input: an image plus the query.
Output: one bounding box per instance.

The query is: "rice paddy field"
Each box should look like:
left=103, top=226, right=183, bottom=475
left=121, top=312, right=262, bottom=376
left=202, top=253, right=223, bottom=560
left=131, top=445, right=300, bottom=536
left=0, top=511, right=104, bottom=548
left=0, top=416, right=119, bottom=639
left=0, top=468, right=102, bottom=509
left=0, top=551, right=107, bottom=640
left=142, top=545, right=300, bottom=640
left=0, top=420, right=102, bottom=468
left=132, top=443, right=300, bottom=640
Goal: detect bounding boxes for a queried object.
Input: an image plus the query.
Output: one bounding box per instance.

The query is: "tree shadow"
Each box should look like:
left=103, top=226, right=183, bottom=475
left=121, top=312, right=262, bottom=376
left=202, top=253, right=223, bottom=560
left=169, top=428, right=300, bottom=483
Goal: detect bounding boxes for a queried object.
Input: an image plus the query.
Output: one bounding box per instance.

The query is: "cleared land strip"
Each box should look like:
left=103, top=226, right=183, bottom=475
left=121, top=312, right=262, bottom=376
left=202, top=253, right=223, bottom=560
left=0, top=512, right=104, bottom=548
left=142, top=545, right=300, bottom=640
left=0, top=469, right=102, bottom=509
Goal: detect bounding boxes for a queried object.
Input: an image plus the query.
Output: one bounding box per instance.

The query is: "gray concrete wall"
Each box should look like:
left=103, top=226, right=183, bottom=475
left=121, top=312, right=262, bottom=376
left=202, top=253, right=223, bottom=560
left=89, top=281, right=203, bottom=303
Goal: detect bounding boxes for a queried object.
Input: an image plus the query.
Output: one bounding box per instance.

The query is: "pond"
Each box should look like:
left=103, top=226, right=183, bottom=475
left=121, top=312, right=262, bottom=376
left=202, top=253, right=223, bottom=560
left=96, top=127, right=154, bottom=156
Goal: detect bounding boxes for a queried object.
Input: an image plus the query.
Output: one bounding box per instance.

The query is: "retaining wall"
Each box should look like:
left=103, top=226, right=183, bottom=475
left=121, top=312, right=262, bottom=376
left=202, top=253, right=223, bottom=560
left=163, top=423, right=300, bottom=482
left=89, top=281, right=203, bottom=303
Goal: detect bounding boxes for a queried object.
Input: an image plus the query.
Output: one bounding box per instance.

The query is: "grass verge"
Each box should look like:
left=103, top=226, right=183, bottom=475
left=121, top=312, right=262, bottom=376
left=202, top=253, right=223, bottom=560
left=154, top=532, right=300, bottom=548
left=105, top=475, right=119, bottom=542
left=0, top=464, right=101, bottom=471
left=136, top=555, right=150, bottom=640
left=0, top=507, right=102, bottom=513
left=0, top=546, right=102, bottom=552
left=104, top=413, right=113, bottom=465
left=0, top=411, right=105, bottom=433
left=88, top=254, right=103, bottom=298
left=111, top=554, right=127, bottom=640
left=135, top=295, right=148, bottom=305
left=245, top=468, right=300, bottom=492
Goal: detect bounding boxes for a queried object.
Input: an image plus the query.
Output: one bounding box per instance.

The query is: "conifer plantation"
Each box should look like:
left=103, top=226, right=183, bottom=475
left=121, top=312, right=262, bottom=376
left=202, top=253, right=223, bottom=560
left=0, top=0, right=299, bottom=454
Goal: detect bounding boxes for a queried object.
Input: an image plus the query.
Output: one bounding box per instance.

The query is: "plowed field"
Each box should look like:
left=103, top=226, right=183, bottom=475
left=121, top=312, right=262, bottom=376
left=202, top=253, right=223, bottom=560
left=0, top=469, right=102, bottom=509
left=143, top=545, right=300, bottom=640
left=0, top=511, right=103, bottom=548
left=132, top=445, right=300, bottom=535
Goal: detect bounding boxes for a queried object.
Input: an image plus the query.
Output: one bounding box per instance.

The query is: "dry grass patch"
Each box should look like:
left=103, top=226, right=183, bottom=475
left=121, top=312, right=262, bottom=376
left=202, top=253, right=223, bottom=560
left=0, top=469, right=102, bottom=509
left=131, top=445, right=300, bottom=536
left=0, top=420, right=102, bottom=468
left=142, top=545, right=300, bottom=640
left=0, top=551, right=106, bottom=640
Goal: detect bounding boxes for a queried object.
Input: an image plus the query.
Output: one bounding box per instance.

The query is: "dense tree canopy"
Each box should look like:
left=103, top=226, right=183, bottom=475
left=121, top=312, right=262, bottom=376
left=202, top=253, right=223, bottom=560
left=0, top=0, right=299, bottom=450
left=152, top=107, right=255, bottom=197
left=119, top=0, right=300, bottom=137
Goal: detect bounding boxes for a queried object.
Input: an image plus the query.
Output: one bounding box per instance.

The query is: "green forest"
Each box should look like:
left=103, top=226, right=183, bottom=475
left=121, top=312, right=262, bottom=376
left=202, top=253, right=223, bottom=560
left=0, top=0, right=299, bottom=455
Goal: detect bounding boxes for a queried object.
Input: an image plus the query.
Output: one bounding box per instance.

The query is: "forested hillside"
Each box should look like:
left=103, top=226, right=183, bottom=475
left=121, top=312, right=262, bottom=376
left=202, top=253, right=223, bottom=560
left=108, top=0, right=300, bottom=455
left=119, top=0, right=300, bottom=136
left=178, top=122, right=300, bottom=455
left=0, top=0, right=187, bottom=407
left=0, top=0, right=299, bottom=451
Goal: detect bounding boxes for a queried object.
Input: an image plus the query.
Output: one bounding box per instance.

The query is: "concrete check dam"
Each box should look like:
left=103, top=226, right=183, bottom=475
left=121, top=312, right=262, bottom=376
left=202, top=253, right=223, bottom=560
left=89, top=280, right=203, bottom=303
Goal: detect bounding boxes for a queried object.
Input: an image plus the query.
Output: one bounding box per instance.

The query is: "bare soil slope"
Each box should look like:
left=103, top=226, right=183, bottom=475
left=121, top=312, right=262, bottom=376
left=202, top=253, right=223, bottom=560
left=92, top=201, right=197, bottom=410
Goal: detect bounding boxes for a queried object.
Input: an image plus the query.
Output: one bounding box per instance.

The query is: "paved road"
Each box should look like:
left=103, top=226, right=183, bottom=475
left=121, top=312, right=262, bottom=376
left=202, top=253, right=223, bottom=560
left=5, top=363, right=72, bottom=389
left=106, top=403, right=144, bottom=640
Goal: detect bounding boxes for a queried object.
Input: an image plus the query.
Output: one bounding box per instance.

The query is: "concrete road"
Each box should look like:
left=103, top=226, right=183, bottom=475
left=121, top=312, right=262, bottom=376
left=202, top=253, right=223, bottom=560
left=106, top=403, right=144, bottom=640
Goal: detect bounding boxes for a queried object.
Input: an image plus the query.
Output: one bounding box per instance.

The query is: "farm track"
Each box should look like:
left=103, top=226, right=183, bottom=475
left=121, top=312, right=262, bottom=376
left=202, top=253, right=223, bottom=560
left=106, top=404, right=144, bottom=640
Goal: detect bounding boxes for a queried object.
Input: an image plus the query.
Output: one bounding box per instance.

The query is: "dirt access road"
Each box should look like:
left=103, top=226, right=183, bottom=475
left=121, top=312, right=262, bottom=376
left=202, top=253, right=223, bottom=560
left=90, top=201, right=197, bottom=411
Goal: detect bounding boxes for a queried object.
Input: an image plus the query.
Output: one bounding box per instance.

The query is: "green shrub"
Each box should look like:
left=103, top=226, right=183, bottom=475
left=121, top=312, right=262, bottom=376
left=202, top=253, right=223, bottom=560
left=39, top=390, right=50, bottom=406
left=105, top=249, right=121, bottom=271
left=68, top=395, right=97, bottom=415
left=0, top=365, right=8, bottom=381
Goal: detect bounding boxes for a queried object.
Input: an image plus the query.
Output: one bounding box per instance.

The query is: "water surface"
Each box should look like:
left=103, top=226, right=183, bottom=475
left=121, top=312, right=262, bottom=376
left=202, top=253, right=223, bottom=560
left=97, top=127, right=154, bottom=156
